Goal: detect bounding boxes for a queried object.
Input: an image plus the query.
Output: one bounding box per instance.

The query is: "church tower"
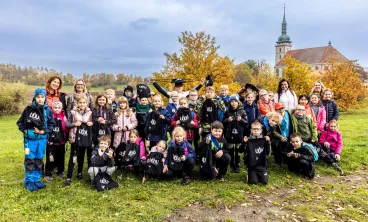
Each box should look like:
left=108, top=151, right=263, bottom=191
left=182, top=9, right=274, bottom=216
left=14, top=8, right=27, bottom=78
left=275, top=5, right=292, bottom=66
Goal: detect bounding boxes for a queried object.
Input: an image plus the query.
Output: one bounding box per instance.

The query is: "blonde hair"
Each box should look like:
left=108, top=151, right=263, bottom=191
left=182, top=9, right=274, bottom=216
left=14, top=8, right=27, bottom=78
left=170, top=91, right=179, bottom=97
left=157, top=140, right=167, bottom=150
left=189, top=89, right=197, bottom=94
left=246, top=92, right=255, bottom=98
left=52, top=101, right=63, bottom=109
left=76, top=95, right=87, bottom=103
left=220, top=85, right=229, bottom=90
left=129, top=129, right=139, bottom=138
left=266, top=111, right=282, bottom=123
left=323, top=88, right=334, bottom=97
left=172, top=126, right=186, bottom=139
left=116, top=96, right=132, bottom=117
left=179, top=97, right=188, bottom=103
left=329, top=119, right=338, bottom=128
left=105, top=89, right=115, bottom=95
left=251, top=121, right=262, bottom=129
left=205, top=86, right=215, bottom=92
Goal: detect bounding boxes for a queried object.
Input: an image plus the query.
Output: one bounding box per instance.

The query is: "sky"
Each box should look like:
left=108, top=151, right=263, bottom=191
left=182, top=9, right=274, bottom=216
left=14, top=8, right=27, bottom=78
left=0, top=0, right=367, bottom=77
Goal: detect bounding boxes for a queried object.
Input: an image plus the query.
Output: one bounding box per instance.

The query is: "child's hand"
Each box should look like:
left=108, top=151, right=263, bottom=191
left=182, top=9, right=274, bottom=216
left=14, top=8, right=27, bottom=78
left=146, top=140, right=150, bottom=148
left=176, top=120, right=181, bottom=125
left=281, top=137, right=287, bottom=142
left=201, top=78, right=205, bottom=84
left=100, top=119, right=106, bottom=124
left=98, top=117, right=104, bottom=122
left=57, top=118, right=61, bottom=120
left=180, top=155, right=186, bottom=161
left=205, top=136, right=210, bottom=144
left=335, top=154, right=341, bottom=161
left=161, top=158, right=165, bottom=163
left=87, top=122, right=93, bottom=127
left=317, top=130, right=321, bottom=134
left=294, top=153, right=300, bottom=158
left=107, top=149, right=114, bottom=158
left=190, top=120, right=194, bottom=125
left=324, top=142, right=330, bottom=148
left=159, top=115, right=165, bottom=119
left=215, top=150, right=223, bottom=158
left=149, top=109, right=153, bottom=113
left=265, top=136, right=270, bottom=141
left=34, top=128, right=43, bottom=134
left=237, top=116, right=241, bottom=121
left=287, top=151, right=294, bottom=157
left=228, top=116, right=233, bottom=121
left=243, top=136, right=248, bottom=142
left=75, top=121, right=82, bottom=127
left=163, top=165, right=168, bottom=173
left=311, top=139, right=315, bottom=143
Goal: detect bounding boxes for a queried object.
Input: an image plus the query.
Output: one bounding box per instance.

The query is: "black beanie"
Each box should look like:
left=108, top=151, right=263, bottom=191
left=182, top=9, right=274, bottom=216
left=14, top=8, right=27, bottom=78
left=124, top=85, right=133, bottom=93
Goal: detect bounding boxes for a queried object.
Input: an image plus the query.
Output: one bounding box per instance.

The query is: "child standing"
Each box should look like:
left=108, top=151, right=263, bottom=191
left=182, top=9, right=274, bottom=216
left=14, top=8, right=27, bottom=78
left=219, top=85, right=231, bottom=108
left=135, top=96, right=151, bottom=142
left=17, top=88, right=55, bottom=191
left=243, top=92, right=261, bottom=136
left=199, top=121, right=231, bottom=181
left=188, top=90, right=200, bottom=159
left=45, top=101, right=68, bottom=181
left=166, top=91, right=180, bottom=134
left=164, top=127, right=196, bottom=185
left=105, top=89, right=118, bottom=113
left=223, top=94, right=248, bottom=173
left=239, top=121, right=270, bottom=184
left=65, top=96, right=94, bottom=187
left=322, top=89, right=339, bottom=123
left=298, top=94, right=317, bottom=124
left=291, top=105, right=318, bottom=143
left=258, top=89, right=275, bottom=115
left=309, top=93, right=327, bottom=134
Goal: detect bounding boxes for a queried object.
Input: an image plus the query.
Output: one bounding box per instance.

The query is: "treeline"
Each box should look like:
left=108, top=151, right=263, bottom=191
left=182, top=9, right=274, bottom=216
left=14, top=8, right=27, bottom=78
left=0, top=63, right=150, bottom=87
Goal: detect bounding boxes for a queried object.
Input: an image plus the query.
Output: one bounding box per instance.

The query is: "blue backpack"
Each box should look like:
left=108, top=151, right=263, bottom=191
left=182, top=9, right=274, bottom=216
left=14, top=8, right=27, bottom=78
left=303, top=142, right=319, bottom=162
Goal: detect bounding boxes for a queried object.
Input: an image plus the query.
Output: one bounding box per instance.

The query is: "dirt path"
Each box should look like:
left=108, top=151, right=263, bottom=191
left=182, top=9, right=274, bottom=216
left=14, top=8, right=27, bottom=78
left=165, top=171, right=368, bottom=222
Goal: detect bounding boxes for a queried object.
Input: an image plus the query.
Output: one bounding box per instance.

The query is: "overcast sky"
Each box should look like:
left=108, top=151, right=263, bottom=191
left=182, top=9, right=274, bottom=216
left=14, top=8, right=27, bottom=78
left=0, top=0, right=367, bottom=77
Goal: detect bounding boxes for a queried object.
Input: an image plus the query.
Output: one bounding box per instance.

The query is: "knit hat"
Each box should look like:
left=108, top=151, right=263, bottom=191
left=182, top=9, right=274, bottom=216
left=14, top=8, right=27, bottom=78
left=34, top=88, right=46, bottom=100
left=245, top=83, right=259, bottom=93
left=229, top=94, right=240, bottom=103
left=124, top=85, right=134, bottom=93
left=275, top=102, right=285, bottom=110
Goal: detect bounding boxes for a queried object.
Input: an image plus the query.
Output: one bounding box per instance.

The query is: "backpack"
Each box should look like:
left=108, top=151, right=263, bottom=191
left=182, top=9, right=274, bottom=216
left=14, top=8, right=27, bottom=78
left=93, top=123, right=111, bottom=144
left=77, top=123, right=92, bottom=147
left=177, top=108, right=193, bottom=129
left=136, top=84, right=150, bottom=98
left=145, top=152, right=164, bottom=176
left=167, top=144, right=184, bottom=171
left=200, top=144, right=217, bottom=179
left=303, top=142, right=319, bottom=162
left=225, top=119, right=243, bottom=144
left=201, top=99, right=218, bottom=123
left=24, top=105, right=44, bottom=130
left=94, top=170, right=118, bottom=192
left=122, top=142, right=141, bottom=167
left=50, top=119, right=65, bottom=143
left=247, top=138, right=267, bottom=168
left=144, top=110, right=163, bottom=136
left=114, top=141, right=126, bottom=168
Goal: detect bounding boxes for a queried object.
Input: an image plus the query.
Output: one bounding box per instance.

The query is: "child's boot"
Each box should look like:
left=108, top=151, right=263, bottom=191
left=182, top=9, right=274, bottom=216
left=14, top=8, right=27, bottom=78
left=181, top=176, right=190, bottom=185
left=34, top=181, right=46, bottom=189
left=25, top=182, right=38, bottom=192
left=65, top=178, right=72, bottom=187
left=331, top=163, right=344, bottom=175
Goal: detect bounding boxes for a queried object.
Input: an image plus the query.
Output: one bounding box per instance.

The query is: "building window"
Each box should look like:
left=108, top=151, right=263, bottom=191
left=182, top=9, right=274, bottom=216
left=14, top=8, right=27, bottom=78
left=279, top=55, right=281, bottom=59
left=279, top=48, right=281, bottom=52
left=276, top=69, right=279, bottom=76
left=315, top=66, right=319, bottom=70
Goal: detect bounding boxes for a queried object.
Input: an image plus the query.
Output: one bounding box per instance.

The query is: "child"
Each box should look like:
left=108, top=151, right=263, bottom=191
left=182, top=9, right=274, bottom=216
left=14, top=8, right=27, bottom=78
left=135, top=96, right=151, bottom=142
left=105, top=89, right=118, bottom=113
left=319, top=120, right=344, bottom=174
left=17, top=88, right=55, bottom=191
left=239, top=121, right=270, bottom=184
left=88, top=135, right=116, bottom=182
left=223, top=94, right=248, bottom=173
left=45, top=101, right=68, bottom=181
left=188, top=90, right=200, bottom=158
left=123, top=85, right=137, bottom=108
left=238, top=83, right=259, bottom=103
left=291, top=105, right=318, bottom=143
left=298, top=94, right=316, bottom=123
left=243, top=92, right=261, bottom=136
left=268, top=91, right=275, bottom=103
left=256, top=111, right=283, bottom=137
left=258, top=89, right=275, bottom=115
left=309, top=93, right=327, bottom=134
left=171, top=97, right=198, bottom=145
left=219, top=85, right=231, bottom=108
left=164, top=126, right=196, bottom=185
left=322, top=89, right=339, bottom=123
left=145, top=94, right=171, bottom=149
left=92, top=94, right=117, bottom=144
left=143, top=141, right=168, bottom=181
left=195, top=86, right=226, bottom=137
left=199, top=121, right=231, bottom=181
left=122, top=130, right=147, bottom=170
left=150, top=140, right=168, bottom=162
left=166, top=91, right=180, bottom=134
left=112, top=97, right=138, bottom=148
left=285, top=133, right=316, bottom=179
left=65, top=95, right=94, bottom=187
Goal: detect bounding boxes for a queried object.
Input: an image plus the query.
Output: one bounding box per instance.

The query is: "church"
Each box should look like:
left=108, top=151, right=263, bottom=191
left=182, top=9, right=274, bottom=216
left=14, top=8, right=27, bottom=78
left=274, top=7, right=348, bottom=77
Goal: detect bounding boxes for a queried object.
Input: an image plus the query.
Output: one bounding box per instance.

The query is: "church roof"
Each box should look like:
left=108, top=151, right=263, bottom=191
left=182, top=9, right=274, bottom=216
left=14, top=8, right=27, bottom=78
left=276, top=45, right=348, bottom=66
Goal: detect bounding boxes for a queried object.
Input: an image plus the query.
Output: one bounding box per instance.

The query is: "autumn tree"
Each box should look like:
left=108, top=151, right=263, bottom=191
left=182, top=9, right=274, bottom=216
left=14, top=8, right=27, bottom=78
left=234, top=62, right=253, bottom=85
left=153, top=31, right=239, bottom=95
left=250, top=63, right=280, bottom=92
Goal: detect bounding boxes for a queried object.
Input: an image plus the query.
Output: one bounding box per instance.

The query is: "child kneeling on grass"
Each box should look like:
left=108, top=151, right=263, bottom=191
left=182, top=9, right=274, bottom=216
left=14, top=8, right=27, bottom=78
left=239, top=121, right=270, bottom=184
left=17, top=88, right=56, bottom=191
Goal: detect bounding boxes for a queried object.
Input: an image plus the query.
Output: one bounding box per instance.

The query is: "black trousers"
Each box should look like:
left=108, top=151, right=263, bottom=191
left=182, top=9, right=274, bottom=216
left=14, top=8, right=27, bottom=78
left=193, top=129, right=200, bottom=157
left=247, top=168, right=268, bottom=184
left=287, top=157, right=315, bottom=179
left=228, top=143, right=241, bottom=168
left=319, top=145, right=335, bottom=165
left=137, top=124, right=147, bottom=142
left=45, top=143, right=66, bottom=176
left=273, top=141, right=287, bottom=165
left=215, top=153, right=231, bottom=176
left=165, top=158, right=195, bottom=177
left=67, top=143, right=92, bottom=179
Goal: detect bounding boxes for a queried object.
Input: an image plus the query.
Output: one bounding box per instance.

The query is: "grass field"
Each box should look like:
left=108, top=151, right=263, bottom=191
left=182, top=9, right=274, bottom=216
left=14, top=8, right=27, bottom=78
left=0, top=109, right=367, bottom=221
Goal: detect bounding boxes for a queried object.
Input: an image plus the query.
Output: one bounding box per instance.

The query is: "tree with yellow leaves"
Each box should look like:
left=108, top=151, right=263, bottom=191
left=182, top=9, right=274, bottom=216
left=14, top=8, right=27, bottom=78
left=250, top=63, right=280, bottom=92
left=153, top=31, right=239, bottom=96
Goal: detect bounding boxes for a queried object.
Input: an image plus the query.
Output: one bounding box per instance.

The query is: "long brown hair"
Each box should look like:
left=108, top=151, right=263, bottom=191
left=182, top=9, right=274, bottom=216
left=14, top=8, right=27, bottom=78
left=116, top=96, right=132, bottom=117
left=45, top=76, right=63, bottom=97
left=94, top=93, right=110, bottom=109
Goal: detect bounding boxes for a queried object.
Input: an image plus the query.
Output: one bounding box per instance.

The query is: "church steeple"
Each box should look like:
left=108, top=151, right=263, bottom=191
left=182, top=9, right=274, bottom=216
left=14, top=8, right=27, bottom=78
left=277, top=5, right=292, bottom=44
left=275, top=5, right=292, bottom=69
left=328, top=39, right=331, bottom=46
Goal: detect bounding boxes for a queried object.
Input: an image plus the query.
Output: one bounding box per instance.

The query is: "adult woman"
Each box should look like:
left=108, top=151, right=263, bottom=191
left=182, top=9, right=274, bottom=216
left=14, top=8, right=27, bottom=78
left=274, top=79, right=297, bottom=111
left=45, top=76, right=67, bottom=110
left=309, top=80, right=325, bottom=99
left=66, top=79, right=94, bottom=116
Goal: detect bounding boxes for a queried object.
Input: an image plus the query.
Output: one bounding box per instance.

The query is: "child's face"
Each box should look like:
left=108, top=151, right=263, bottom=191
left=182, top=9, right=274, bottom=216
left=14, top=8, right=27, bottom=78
left=295, top=105, right=306, bottom=116
left=174, top=131, right=185, bottom=143
left=329, top=123, right=337, bottom=132
left=299, top=97, right=308, bottom=106
left=129, top=134, right=138, bottom=143
left=140, top=97, right=148, bottom=105
left=290, top=137, right=302, bottom=148
left=220, top=88, right=228, bottom=97
left=246, top=94, right=254, bottom=104
left=189, top=92, right=198, bottom=102
left=35, top=95, right=45, bottom=105
left=268, top=93, right=274, bottom=100
left=250, top=126, right=262, bottom=136
left=205, top=90, right=215, bottom=99
left=77, top=99, right=87, bottom=110
left=171, top=94, right=179, bottom=103
left=156, top=142, right=166, bottom=153
left=179, top=100, right=188, bottom=108
left=119, top=102, right=127, bottom=110
left=50, top=79, right=60, bottom=90
left=125, top=90, right=132, bottom=97
left=310, top=95, right=319, bottom=105
left=53, top=105, right=62, bottom=114
left=323, top=91, right=332, bottom=100
left=230, top=100, right=239, bottom=109
left=211, top=128, right=223, bottom=139
left=99, top=141, right=109, bottom=151
left=153, top=97, right=162, bottom=108
left=106, top=92, right=115, bottom=101
left=259, top=92, right=269, bottom=102
left=275, top=107, right=285, bottom=116
left=98, top=97, right=107, bottom=106
left=268, top=118, right=278, bottom=127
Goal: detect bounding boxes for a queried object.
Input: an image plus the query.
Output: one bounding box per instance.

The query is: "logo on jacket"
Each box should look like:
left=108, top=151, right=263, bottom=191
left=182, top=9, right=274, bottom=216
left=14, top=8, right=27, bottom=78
left=128, top=150, right=137, bottom=157
left=149, top=158, right=159, bottom=165
left=29, top=112, right=40, bottom=120
left=100, top=178, right=109, bottom=185
left=255, top=147, right=264, bottom=154
left=99, top=129, right=106, bottom=135
left=78, top=128, right=88, bottom=136
left=202, top=157, right=207, bottom=164
left=173, top=155, right=181, bottom=162
left=179, top=115, right=189, bottom=122
left=232, top=129, right=238, bottom=134
left=53, top=127, right=60, bottom=132
left=206, top=107, right=212, bottom=112
left=150, top=119, right=156, bottom=125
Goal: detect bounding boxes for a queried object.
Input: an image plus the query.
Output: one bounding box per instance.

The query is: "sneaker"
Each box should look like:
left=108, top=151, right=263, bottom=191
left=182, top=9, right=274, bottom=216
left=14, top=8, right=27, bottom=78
left=65, top=179, right=72, bottom=187
left=34, top=181, right=46, bottom=189
left=181, top=176, right=191, bottom=185
left=44, top=176, right=54, bottom=182
left=57, top=172, right=66, bottom=179
left=76, top=173, right=83, bottom=180
left=25, top=182, right=38, bottom=192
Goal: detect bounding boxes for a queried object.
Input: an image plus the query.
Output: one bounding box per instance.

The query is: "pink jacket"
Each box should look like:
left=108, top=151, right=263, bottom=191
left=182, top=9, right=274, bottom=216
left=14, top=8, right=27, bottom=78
left=315, top=106, right=327, bottom=131
left=134, top=137, right=147, bottom=160
left=112, top=110, right=138, bottom=148
left=319, top=130, right=343, bottom=154
left=53, top=111, right=68, bottom=145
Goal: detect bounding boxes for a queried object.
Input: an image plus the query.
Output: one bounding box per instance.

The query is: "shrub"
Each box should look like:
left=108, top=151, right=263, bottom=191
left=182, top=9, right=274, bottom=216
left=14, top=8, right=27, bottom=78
left=0, top=82, right=28, bottom=116
left=103, top=85, right=117, bottom=90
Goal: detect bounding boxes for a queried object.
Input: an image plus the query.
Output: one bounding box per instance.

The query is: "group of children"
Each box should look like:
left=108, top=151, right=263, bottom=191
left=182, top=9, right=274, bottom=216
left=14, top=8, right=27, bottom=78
left=17, top=78, right=344, bottom=191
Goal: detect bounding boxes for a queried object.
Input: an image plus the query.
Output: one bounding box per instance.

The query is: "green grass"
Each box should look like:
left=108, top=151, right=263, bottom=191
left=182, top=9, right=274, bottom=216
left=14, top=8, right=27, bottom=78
left=0, top=108, right=367, bottom=221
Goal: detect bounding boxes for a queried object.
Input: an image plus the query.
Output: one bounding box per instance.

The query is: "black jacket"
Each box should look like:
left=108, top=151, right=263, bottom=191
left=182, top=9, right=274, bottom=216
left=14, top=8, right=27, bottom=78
left=283, top=143, right=315, bottom=163
left=90, top=148, right=115, bottom=168
left=322, top=100, right=339, bottom=122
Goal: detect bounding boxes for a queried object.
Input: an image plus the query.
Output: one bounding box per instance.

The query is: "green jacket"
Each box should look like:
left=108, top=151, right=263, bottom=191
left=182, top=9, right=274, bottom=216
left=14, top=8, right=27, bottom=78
left=291, top=115, right=318, bottom=142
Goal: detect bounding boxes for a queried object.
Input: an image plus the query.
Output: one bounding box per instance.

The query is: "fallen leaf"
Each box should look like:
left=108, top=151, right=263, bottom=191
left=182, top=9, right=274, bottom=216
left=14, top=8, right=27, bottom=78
left=241, top=203, right=248, bottom=207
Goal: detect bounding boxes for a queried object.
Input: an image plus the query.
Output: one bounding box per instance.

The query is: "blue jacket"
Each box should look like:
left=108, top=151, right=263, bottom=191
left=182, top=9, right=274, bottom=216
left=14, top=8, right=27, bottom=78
left=165, top=140, right=196, bottom=165
left=145, top=107, right=171, bottom=141
left=166, top=103, right=178, bottom=120
left=243, top=101, right=260, bottom=124
left=219, top=95, right=231, bottom=108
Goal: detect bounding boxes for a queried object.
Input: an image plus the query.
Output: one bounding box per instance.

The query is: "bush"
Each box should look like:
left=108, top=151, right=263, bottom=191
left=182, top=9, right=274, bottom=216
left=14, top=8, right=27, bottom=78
left=103, top=85, right=117, bottom=90
left=0, top=82, right=28, bottom=116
